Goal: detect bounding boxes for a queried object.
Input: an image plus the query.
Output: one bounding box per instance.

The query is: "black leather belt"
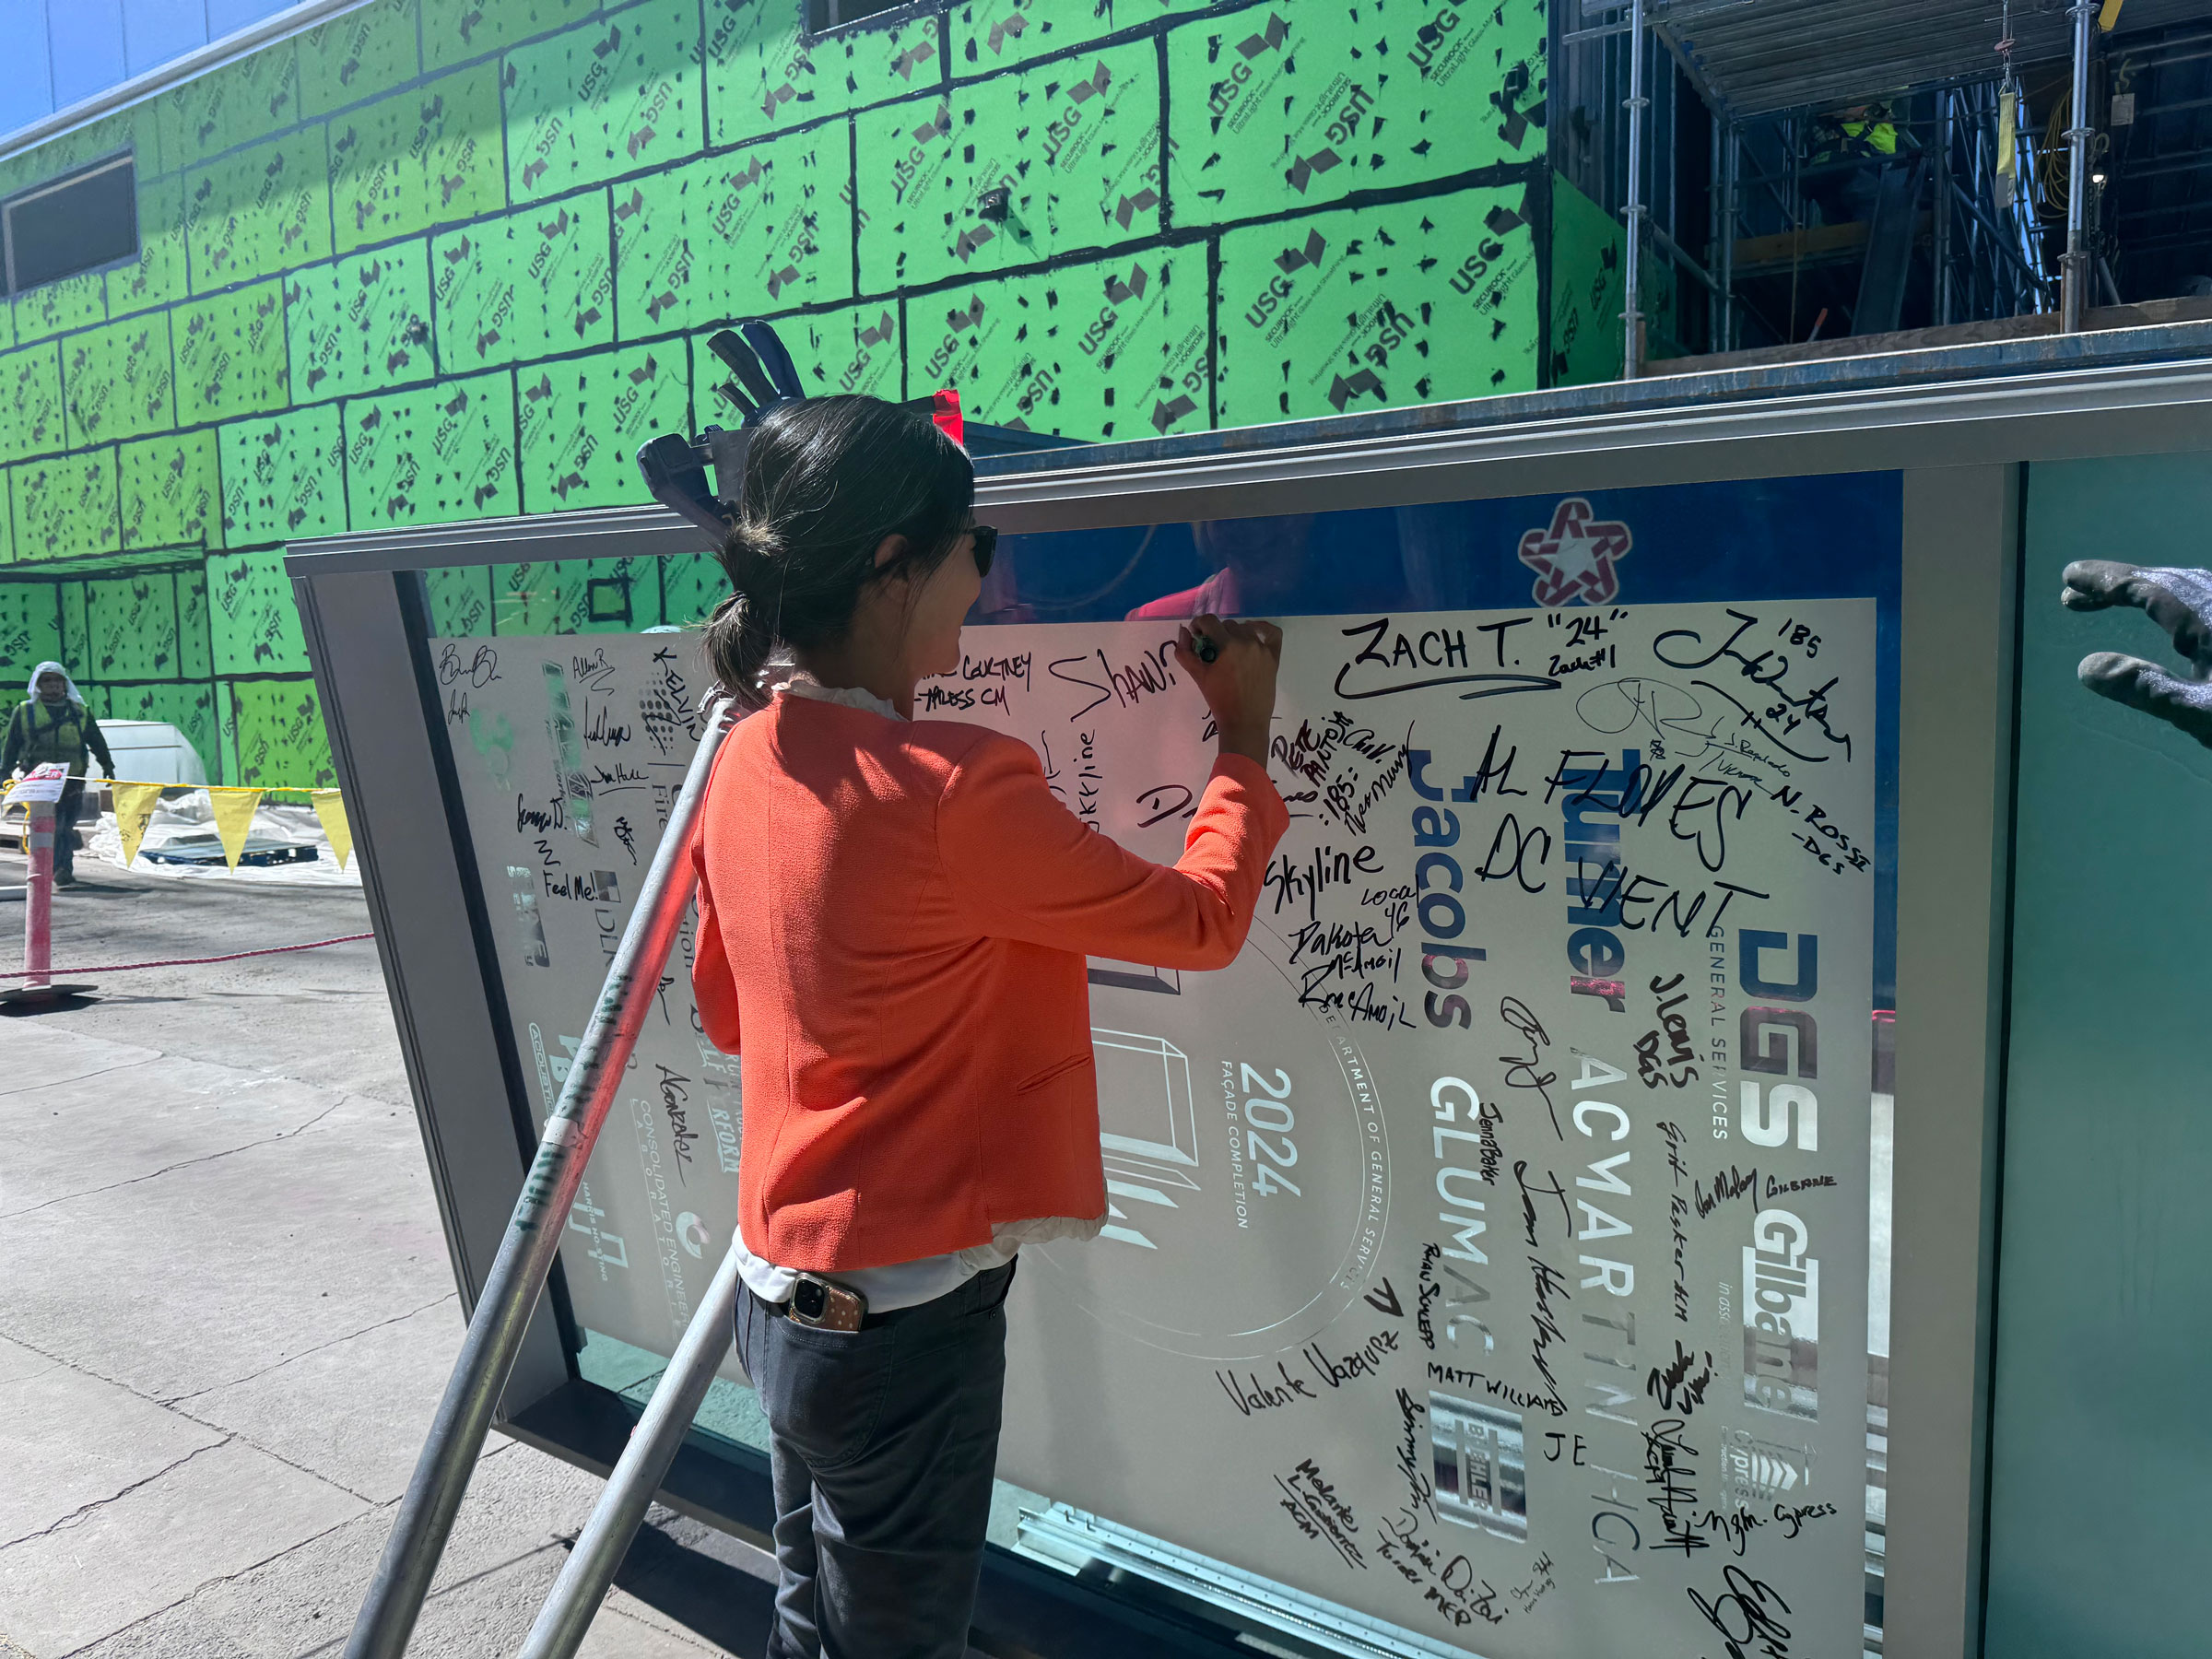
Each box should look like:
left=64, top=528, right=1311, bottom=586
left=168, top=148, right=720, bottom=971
left=755, top=1261, right=1016, bottom=1333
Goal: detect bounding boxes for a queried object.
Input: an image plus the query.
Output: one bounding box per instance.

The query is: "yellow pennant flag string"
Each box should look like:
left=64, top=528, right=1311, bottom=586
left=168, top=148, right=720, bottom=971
left=208, top=787, right=266, bottom=870
left=112, top=782, right=164, bottom=868
left=310, top=790, right=354, bottom=870
left=100, top=780, right=356, bottom=870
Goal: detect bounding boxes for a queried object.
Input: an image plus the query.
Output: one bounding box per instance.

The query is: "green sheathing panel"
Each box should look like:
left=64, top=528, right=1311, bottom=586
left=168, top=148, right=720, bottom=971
left=661, top=551, right=726, bottom=627
left=504, top=0, right=707, bottom=206
left=0, top=104, right=158, bottom=202
left=424, top=0, right=595, bottom=71
left=920, top=244, right=1209, bottom=441
left=12, top=453, right=121, bottom=562
left=86, top=573, right=181, bottom=680
left=776, top=300, right=903, bottom=402
left=952, top=0, right=1159, bottom=74
left=856, top=39, right=1163, bottom=292
left=178, top=567, right=214, bottom=680
left=229, top=677, right=335, bottom=786
left=0, top=479, right=12, bottom=564
left=0, top=583, right=63, bottom=682
left=16, top=273, right=108, bottom=344
left=184, top=126, right=335, bottom=287
left=64, top=313, right=178, bottom=448
left=707, top=3, right=945, bottom=150
left=58, top=582, right=88, bottom=671
left=298, top=0, right=422, bottom=120
left=211, top=548, right=312, bottom=674
left=108, top=680, right=223, bottom=780
left=160, top=39, right=303, bottom=170
left=120, top=431, right=222, bottom=551
left=1167, top=0, right=1546, bottom=222
left=519, top=342, right=691, bottom=512
left=425, top=565, right=496, bottom=635
left=433, top=191, right=615, bottom=373
left=220, top=406, right=348, bottom=545
left=344, top=370, right=520, bottom=529
left=286, top=241, right=437, bottom=403
left=109, top=175, right=191, bottom=321
left=1215, top=182, right=1541, bottom=426
left=617, top=123, right=852, bottom=339
left=493, top=555, right=665, bottom=633
left=175, top=282, right=290, bottom=425
left=330, top=65, right=507, bottom=254
left=1547, top=171, right=1623, bottom=386
left=1, top=345, right=66, bottom=464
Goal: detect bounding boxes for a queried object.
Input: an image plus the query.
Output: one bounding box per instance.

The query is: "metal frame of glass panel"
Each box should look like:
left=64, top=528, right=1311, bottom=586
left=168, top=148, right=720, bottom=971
left=288, top=328, right=2212, bottom=1659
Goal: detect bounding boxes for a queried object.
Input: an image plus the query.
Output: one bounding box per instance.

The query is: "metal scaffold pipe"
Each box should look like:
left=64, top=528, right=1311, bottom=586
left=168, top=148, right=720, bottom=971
left=342, top=697, right=739, bottom=1659
left=1623, top=0, right=1648, bottom=379
left=2063, top=0, right=2097, bottom=331
left=518, top=1241, right=749, bottom=1658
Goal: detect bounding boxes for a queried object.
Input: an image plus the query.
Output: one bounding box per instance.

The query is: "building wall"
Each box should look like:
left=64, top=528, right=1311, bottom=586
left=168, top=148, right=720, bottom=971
left=0, top=0, right=1556, bottom=784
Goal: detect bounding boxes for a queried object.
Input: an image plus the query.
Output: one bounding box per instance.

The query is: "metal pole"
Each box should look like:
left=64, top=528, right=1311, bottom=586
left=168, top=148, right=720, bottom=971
left=519, top=1241, right=748, bottom=1659
left=344, top=697, right=739, bottom=1659
left=2063, top=0, right=2097, bottom=330
left=1719, top=123, right=1737, bottom=351
left=1968, top=88, right=1986, bottom=320
left=1708, top=111, right=1721, bottom=350
left=1936, top=90, right=1954, bottom=325
left=1622, top=0, right=1647, bottom=379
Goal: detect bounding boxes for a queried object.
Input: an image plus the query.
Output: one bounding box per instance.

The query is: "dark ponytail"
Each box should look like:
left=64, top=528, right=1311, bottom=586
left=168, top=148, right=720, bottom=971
left=702, top=395, right=974, bottom=707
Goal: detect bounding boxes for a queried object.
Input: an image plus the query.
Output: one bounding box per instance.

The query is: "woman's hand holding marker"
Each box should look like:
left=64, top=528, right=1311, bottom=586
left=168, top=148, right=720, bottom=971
left=1174, top=613, right=1283, bottom=766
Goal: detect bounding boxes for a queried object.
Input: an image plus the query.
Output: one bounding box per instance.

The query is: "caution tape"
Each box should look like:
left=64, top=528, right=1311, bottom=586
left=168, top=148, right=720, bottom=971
left=0, top=932, right=374, bottom=978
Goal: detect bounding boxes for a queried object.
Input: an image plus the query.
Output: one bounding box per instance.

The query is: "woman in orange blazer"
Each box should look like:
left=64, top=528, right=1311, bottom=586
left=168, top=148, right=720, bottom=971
left=689, top=394, right=1288, bottom=1659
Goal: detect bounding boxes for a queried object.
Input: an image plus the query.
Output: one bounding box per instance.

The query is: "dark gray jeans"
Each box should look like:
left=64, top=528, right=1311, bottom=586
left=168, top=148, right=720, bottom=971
left=736, top=1262, right=1016, bottom=1659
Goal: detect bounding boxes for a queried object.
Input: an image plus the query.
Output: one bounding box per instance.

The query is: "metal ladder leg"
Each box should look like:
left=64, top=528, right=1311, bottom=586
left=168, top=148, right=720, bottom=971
left=344, top=698, right=738, bottom=1659
left=519, top=1239, right=749, bottom=1658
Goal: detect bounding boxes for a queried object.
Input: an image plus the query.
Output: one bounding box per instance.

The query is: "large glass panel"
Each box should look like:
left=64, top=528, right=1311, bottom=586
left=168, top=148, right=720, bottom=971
left=413, top=471, right=1900, bottom=1657
left=1983, top=453, right=2212, bottom=1655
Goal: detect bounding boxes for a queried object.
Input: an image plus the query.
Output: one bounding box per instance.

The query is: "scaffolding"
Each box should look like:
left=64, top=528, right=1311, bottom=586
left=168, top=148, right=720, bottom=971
left=1560, top=0, right=2212, bottom=371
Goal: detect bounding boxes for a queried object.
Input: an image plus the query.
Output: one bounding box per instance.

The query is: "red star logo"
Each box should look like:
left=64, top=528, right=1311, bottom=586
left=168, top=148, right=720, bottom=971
left=1517, top=498, right=1630, bottom=606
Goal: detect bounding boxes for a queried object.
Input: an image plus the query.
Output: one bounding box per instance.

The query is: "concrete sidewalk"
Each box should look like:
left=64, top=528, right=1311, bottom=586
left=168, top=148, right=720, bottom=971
left=0, top=856, right=758, bottom=1658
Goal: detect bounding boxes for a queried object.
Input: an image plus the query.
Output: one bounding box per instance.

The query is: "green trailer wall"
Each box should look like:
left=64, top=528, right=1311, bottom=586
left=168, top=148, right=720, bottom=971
left=0, top=0, right=1610, bottom=782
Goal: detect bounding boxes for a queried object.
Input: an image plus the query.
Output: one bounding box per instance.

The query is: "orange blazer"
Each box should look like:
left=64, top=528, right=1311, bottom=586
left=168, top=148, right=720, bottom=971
left=691, top=691, right=1289, bottom=1272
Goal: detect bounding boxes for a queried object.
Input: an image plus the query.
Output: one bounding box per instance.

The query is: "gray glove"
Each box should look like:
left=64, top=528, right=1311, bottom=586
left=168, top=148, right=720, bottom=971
left=2062, top=559, right=2212, bottom=747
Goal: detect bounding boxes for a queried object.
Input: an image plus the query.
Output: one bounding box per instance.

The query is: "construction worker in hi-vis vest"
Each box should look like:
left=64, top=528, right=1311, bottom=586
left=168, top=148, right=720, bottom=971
left=3, top=661, right=115, bottom=887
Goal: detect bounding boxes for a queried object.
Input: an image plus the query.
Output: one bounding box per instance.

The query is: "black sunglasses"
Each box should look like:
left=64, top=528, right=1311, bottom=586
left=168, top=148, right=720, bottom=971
left=970, top=523, right=998, bottom=578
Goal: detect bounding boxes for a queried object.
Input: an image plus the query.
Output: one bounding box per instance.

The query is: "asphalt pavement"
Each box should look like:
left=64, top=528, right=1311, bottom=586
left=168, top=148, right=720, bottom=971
left=0, top=853, right=767, bottom=1658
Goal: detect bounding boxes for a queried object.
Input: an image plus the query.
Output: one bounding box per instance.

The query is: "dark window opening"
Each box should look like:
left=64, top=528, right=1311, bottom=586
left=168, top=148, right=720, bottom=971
left=4, top=153, right=138, bottom=295
left=806, top=0, right=914, bottom=35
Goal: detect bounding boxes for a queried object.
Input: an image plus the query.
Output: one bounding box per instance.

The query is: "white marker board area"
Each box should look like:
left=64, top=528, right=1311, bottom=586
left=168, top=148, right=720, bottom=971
left=436, top=598, right=1880, bottom=1657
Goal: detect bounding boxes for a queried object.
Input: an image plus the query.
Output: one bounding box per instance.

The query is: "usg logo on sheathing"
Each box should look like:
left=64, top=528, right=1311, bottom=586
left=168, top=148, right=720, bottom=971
left=1104, top=263, right=1149, bottom=305
left=1112, top=187, right=1159, bottom=229
left=1238, top=12, right=1289, bottom=58
left=1275, top=229, right=1327, bottom=275
left=1286, top=148, right=1341, bottom=194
